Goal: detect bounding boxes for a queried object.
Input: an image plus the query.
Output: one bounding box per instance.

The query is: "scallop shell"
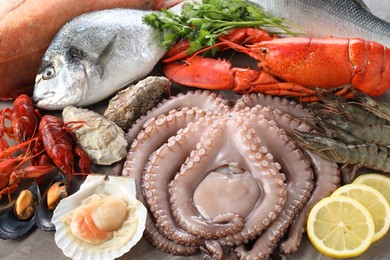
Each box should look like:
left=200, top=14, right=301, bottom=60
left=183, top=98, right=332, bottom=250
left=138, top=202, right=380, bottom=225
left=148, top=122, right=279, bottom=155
left=62, top=106, right=127, bottom=165
left=52, top=174, right=146, bottom=260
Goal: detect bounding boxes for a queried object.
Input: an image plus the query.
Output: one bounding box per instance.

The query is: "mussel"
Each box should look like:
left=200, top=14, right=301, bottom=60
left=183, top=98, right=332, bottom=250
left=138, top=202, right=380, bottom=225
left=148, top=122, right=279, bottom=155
left=0, top=182, right=41, bottom=240
left=35, top=172, right=68, bottom=231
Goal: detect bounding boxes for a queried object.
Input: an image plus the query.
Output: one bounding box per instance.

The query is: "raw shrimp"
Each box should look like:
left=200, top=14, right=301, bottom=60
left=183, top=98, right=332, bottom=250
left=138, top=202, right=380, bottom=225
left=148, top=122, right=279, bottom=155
left=291, top=131, right=390, bottom=172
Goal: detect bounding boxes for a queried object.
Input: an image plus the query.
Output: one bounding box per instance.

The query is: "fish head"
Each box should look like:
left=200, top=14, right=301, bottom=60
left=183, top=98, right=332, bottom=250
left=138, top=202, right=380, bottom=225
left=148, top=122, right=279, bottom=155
left=33, top=47, right=89, bottom=110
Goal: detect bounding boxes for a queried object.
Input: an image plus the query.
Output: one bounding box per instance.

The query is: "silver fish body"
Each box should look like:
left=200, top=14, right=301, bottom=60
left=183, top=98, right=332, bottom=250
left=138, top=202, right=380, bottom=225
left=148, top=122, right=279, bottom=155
left=33, top=8, right=166, bottom=110
left=249, top=0, right=390, bottom=47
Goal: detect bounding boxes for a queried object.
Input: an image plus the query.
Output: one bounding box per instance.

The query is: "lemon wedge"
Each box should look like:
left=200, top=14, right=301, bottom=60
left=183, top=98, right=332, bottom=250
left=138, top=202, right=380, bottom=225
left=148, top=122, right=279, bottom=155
left=307, top=196, right=374, bottom=258
left=331, top=183, right=390, bottom=242
left=353, top=173, right=390, bottom=204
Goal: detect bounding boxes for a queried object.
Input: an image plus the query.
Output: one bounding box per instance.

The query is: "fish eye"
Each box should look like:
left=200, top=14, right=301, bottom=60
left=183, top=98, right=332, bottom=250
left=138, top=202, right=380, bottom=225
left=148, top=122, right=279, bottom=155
left=261, top=47, right=269, bottom=54
left=42, top=66, right=55, bottom=80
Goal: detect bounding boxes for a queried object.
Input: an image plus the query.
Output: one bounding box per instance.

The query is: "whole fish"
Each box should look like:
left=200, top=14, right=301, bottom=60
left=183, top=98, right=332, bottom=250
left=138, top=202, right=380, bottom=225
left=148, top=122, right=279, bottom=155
left=0, top=0, right=180, bottom=101
left=248, top=0, right=390, bottom=47
left=33, top=8, right=167, bottom=110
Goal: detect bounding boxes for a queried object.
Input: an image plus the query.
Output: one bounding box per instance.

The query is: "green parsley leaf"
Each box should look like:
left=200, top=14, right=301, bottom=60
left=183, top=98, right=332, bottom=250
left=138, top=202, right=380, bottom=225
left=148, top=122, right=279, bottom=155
left=143, top=0, right=297, bottom=55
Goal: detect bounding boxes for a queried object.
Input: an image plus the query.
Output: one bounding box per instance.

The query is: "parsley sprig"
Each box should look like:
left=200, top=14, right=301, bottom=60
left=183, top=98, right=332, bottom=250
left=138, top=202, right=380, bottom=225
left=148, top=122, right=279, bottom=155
left=143, top=0, right=296, bottom=55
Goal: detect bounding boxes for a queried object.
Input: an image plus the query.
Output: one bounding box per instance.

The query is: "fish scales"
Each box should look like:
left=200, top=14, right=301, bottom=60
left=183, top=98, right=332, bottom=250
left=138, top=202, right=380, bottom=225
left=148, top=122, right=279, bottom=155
left=249, top=0, right=390, bottom=47
left=33, top=8, right=166, bottom=110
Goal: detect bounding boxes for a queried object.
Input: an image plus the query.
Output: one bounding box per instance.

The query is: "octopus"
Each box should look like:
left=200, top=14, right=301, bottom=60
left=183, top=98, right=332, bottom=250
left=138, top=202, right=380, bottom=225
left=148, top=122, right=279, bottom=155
left=120, top=90, right=341, bottom=259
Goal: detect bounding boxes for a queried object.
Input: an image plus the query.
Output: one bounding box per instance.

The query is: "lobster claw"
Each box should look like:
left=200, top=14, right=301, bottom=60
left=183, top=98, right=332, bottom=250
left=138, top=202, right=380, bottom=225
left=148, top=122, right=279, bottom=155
left=163, top=56, right=237, bottom=90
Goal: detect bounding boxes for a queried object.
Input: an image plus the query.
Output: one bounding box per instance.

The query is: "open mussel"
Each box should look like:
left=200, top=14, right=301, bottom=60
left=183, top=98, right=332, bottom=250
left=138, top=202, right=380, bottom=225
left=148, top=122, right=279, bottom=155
left=0, top=182, right=41, bottom=240
left=35, top=172, right=68, bottom=231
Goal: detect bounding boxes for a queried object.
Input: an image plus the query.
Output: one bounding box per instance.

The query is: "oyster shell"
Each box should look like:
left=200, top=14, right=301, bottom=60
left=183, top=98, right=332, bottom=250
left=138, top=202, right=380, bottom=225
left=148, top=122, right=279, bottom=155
left=62, top=106, right=127, bottom=165
left=0, top=182, right=41, bottom=240
left=103, top=76, right=168, bottom=131
left=52, top=174, right=146, bottom=260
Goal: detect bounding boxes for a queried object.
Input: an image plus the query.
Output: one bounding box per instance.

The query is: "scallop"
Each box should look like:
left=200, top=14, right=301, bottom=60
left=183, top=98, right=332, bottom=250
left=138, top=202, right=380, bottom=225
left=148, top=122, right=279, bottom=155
left=52, top=174, right=146, bottom=260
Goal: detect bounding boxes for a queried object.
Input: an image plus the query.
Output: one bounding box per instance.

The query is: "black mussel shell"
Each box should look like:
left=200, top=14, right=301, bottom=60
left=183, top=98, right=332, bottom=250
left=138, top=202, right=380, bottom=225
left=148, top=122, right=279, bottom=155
left=0, top=182, right=41, bottom=240
left=35, top=172, right=68, bottom=231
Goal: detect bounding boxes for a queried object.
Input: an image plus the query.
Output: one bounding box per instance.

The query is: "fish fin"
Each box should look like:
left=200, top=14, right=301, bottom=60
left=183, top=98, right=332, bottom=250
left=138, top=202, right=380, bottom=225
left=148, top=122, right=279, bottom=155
left=96, top=34, right=117, bottom=78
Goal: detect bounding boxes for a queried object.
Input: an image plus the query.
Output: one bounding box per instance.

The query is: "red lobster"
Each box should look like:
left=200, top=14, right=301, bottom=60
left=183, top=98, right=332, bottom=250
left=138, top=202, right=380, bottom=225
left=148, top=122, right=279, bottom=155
left=0, top=94, right=39, bottom=144
left=162, top=28, right=390, bottom=102
left=0, top=95, right=55, bottom=201
left=0, top=95, right=90, bottom=202
left=38, top=115, right=90, bottom=185
left=0, top=139, right=55, bottom=202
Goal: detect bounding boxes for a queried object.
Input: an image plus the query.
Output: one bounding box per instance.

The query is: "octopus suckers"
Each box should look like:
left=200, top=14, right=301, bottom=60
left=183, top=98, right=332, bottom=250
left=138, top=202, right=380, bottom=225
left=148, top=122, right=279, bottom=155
left=250, top=144, right=257, bottom=151
left=167, top=139, right=176, bottom=147
left=166, top=114, right=174, bottom=121
left=193, top=155, right=201, bottom=162
left=121, top=91, right=340, bottom=259
left=261, top=160, right=269, bottom=167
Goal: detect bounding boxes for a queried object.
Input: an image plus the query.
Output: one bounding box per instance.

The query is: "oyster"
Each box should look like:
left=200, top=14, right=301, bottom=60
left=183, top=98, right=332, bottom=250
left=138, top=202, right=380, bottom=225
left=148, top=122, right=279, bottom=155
left=103, top=76, right=168, bottom=131
left=35, top=173, right=68, bottom=231
left=0, top=182, right=40, bottom=240
left=62, top=106, right=127, bottom=165
left=52, top=174, right=146, bottom=260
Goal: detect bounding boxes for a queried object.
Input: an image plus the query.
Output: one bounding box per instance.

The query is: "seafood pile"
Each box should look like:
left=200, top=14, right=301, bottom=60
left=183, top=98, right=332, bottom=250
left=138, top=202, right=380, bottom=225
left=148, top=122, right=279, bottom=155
left=2, top=0, right=390, bottom=259
left=0, top=94, right=91, bottom=239
left=156, top=8, right=390, bottom=101
left=0, top=95, right=90, bottom=202
left=121, top=90, right=340, bottom=259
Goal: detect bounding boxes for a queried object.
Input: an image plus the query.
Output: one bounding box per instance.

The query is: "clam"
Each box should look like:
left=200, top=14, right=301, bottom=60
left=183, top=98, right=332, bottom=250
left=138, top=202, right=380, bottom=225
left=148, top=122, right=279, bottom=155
left=0, top=182, right=41, bottom=240
left=52, top=174, right=147, bottom=260
left=35, top=172, right=68, bottom=231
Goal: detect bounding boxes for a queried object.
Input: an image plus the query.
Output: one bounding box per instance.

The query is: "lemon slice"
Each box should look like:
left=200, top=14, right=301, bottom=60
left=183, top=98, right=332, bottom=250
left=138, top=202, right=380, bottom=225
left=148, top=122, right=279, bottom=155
left=353, top=173, right=390, bottom=204
left=331, top=183, right=390, bottom=242
left=307, top=196, right=374, bottom=258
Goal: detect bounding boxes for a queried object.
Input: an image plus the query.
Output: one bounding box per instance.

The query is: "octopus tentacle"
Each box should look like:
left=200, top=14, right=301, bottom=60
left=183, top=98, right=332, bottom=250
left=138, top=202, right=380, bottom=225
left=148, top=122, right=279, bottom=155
left=123, top=108, right=211, bottom=248
left=142, top=115, right=246, bottom=243
left=240, top=102, right=340, bottom=256
left=216, top=118, right=287, bottom=247
left=169, top=115, right=287, bottom=246
left=235, top=93, right=312, bottom=118
left=200, top=240, right=224, bottom=260
left=278, top=151, right=340, bottom=255
left=143, top=217, right=198, bottom=255
left=127, top=90, right=229, bottom=143
left=236, top=112, right=314, bottom=259
left=120, top=91, right=342, bottom=258
left=169, top=120, right=246, bottom=239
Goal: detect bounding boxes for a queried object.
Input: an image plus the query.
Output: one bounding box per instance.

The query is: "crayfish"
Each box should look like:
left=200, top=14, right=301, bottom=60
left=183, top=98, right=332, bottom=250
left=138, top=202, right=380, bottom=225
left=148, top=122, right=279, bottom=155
left=162, top=28, right=390, bottom=102
left=0, top=95, right=90, bottom=202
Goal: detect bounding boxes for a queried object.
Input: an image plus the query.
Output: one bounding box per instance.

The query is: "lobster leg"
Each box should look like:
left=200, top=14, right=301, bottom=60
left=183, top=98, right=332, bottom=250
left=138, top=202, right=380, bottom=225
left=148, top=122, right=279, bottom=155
left=0, top=183, right=18, bottom=202
left=9, top=165, right=55, bottom=186
left=0, top=108, right=14, bottom=139
left=74, top=146, right=91, bottom=175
